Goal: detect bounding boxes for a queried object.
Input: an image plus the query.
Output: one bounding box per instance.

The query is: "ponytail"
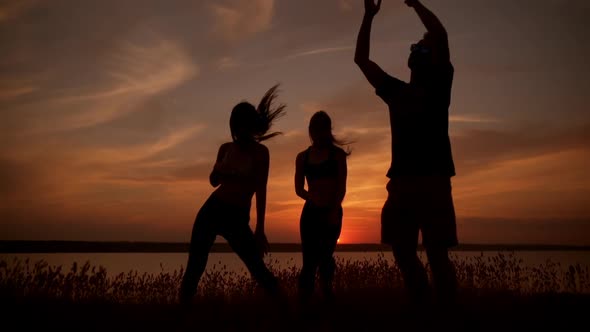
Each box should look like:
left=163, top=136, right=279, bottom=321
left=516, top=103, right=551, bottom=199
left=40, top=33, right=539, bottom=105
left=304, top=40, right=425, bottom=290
left=255, top=84, right=286, bottom=142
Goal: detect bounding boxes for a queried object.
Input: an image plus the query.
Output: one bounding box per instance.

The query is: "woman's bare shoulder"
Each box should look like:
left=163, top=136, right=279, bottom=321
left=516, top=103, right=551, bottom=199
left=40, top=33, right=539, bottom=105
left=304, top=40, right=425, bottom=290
left=296, top=149, right=308, bottom=159
left=219, top=142, right=233, bottom=151
left=333, top=146, right=349, bottom=158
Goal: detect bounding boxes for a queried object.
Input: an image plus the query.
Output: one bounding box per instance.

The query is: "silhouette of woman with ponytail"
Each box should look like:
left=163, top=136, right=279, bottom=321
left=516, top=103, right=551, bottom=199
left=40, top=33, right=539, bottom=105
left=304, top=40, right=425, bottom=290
left=179, top=84, right=286, bottom=305
left=295, top=111, right=349, bottom=303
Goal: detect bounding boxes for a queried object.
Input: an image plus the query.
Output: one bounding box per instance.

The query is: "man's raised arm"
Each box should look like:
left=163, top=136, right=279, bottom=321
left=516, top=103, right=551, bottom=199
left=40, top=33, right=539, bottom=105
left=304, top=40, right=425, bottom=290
left=354, top=0, right=389, bottom=89
left=406, top=0, right=450, bottom=61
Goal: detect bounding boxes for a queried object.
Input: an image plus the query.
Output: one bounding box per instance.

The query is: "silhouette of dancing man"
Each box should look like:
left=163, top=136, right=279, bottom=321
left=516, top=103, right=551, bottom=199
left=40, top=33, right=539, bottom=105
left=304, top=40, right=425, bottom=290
left=355, top=0, right=458, bottom=305
left=179, top=85, right=286, bottom=305
left=295, top=111, right=349, bottom=303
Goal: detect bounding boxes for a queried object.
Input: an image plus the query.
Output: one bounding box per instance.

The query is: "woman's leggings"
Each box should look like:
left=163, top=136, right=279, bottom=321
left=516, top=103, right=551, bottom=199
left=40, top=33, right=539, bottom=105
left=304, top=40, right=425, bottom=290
left=298, top=201, right=343, bottom=298
left=179, top=195, right=278, bottom=303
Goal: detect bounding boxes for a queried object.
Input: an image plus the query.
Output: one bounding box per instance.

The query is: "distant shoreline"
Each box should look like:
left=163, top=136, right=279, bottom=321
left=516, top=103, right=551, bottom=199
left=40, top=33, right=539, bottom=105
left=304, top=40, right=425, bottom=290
left=0, top=240, right=589, bottom=253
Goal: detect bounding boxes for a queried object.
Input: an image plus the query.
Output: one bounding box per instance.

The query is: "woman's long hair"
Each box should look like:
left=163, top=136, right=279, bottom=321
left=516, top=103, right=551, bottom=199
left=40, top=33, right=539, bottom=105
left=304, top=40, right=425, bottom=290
left=230, top=84, right=286, bottom=143
left=309, top=110, right=352, bottom=156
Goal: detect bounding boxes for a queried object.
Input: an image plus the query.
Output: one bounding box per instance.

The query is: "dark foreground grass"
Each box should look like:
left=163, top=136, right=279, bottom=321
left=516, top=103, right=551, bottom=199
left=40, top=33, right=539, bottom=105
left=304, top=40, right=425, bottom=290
left=1, top=252, right=589, bottom=332
left=4, top=290, right=588, bottom=332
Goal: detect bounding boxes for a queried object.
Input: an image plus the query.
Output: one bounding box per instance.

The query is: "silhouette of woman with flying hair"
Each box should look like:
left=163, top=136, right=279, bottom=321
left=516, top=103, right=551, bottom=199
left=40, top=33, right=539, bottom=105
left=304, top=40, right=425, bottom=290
left=179, top=84, right=286, bottom=305
left=295, top=111, right=349, bottom=303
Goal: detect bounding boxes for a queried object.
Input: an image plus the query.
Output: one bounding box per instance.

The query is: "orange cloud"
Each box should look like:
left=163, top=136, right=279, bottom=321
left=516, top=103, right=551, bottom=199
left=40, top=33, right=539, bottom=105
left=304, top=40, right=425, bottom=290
left=453, top=148, right=590, bottom=219
left=1, top=0, right=589, bottom=245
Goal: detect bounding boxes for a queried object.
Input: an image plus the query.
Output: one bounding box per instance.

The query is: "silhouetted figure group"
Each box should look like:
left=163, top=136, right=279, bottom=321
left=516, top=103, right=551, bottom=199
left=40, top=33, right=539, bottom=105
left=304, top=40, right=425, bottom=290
left=180, top=0, right=459, bottom=316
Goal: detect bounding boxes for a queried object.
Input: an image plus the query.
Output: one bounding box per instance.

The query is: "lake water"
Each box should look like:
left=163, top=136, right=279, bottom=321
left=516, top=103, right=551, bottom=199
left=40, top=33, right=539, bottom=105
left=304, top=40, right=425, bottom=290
left=1, top=251, right=589, bottom=277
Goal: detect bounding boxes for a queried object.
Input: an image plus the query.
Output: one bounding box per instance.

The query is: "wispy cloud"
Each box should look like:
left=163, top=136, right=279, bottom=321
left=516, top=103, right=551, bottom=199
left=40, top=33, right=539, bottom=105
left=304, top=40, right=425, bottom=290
left=18, top=38, right=199, bottom=134
left=338, top=0, right=353, bottom=12
left=450, top=114, right=499, bottom=123
left=82, top=125, right=204, bottom=164
left=216, top=56, right=240, bottom=70
left=285, top=46, right=353, bottom=60
left=0, top=85, right=37, bottom=100
left=211, top=0, right=274, bottom=42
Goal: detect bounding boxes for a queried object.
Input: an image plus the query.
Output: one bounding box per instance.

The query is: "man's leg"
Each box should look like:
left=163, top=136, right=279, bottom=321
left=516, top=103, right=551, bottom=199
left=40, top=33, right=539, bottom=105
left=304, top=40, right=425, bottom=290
left=421, top=177, right=458, bottom=305
left=392, top=244, right=430, bottom=304
left=425, top=246, right=457, bottom=304
left=382, top=180, right=429, bottom=304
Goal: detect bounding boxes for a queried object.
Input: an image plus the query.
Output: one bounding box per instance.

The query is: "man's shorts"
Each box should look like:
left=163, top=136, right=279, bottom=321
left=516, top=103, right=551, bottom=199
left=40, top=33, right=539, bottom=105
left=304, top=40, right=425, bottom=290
left=381, top=176, right=458, bottom=249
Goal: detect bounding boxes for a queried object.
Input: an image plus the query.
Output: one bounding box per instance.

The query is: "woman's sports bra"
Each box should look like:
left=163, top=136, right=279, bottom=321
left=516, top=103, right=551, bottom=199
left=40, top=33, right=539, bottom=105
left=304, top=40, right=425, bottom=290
left=303, top=147, right=338, bottom=181
left=218, top=145, right=255, bottom=179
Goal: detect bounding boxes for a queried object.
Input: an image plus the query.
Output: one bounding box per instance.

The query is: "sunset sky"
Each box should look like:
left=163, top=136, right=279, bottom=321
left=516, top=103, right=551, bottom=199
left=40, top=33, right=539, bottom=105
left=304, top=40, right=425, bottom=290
left=1, top=0, right=589, bottom=245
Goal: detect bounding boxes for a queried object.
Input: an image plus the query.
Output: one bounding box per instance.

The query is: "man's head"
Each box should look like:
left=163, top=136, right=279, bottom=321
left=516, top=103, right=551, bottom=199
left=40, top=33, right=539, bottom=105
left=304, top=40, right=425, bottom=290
left=410, top=32, right=448, bottom=87
left=408, top=32, right=435, bottom=73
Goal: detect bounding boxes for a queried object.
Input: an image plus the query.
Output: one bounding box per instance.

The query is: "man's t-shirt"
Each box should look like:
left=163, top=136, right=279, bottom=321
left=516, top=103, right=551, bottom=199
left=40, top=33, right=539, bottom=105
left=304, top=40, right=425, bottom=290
left=375, top=63, right=456, bottom=178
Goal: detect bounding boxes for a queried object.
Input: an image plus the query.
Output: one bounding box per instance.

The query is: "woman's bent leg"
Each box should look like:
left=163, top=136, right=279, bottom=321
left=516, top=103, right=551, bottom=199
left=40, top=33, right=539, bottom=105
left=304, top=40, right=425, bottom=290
left=179, top=200, right=218, bottom=304
left=225, top=223, right=279, bottom=295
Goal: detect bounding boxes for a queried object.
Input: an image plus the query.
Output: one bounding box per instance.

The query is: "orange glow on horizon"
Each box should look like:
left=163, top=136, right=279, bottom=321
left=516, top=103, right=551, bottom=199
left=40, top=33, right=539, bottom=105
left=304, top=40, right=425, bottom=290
left=1, top=0, right=589, bottom=246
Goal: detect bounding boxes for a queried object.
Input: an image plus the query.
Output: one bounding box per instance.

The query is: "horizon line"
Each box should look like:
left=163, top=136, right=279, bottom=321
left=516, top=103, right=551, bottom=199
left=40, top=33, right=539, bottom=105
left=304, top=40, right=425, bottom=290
left=0, top=240, right=588, bottom=253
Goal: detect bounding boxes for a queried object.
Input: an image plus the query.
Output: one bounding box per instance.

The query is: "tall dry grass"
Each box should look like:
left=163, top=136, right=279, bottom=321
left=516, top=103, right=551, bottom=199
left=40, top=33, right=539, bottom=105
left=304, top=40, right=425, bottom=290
left=0, top=252, right=588, bottom=304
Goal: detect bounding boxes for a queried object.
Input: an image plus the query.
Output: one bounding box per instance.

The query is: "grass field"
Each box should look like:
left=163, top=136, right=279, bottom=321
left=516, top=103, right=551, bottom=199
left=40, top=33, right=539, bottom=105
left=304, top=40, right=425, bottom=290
left=1, top=252, right=588, bottom=331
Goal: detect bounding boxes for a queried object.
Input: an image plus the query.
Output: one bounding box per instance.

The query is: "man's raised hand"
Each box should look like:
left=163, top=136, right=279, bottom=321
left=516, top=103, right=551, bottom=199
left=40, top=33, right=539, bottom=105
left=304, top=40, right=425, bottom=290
left=364, top=0, right=382, bottom=16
